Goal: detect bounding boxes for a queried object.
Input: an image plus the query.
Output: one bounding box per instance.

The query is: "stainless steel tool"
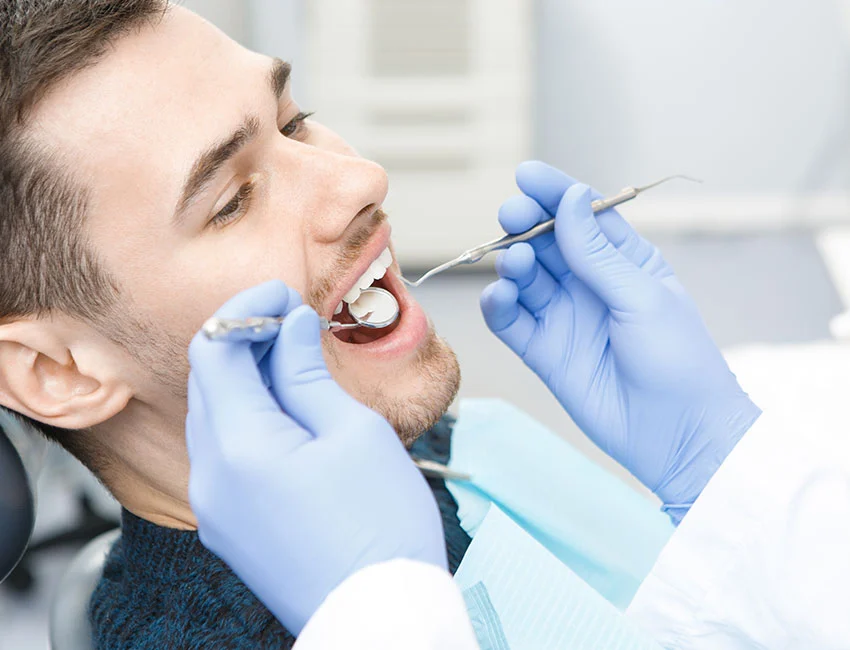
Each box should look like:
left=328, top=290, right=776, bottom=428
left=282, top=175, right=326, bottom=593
left=202, top=287, right=400, bottom=343
left=401, top=175, right=701, bottom=288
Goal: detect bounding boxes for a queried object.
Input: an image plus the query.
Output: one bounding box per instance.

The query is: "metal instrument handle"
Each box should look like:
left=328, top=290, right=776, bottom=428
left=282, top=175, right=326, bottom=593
left=202, top=316, right=359, bottom=343
left=465, top=187, right=639, bottom=262
left=412, top=458, right=471, bottom=482
left=400, top=176, right=699, bottom=287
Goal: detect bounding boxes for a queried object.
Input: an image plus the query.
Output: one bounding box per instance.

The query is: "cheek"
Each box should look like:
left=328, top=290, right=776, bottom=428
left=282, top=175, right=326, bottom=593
left=96, top=210, right=312, bottom=341
left=134, top=249, right=311, bottom=342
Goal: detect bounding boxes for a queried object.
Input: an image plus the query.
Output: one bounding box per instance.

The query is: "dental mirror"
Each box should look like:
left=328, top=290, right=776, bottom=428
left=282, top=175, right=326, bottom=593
left=202, top=287, right=401, bottom=343
left=345, top=287, right=399, bottom=329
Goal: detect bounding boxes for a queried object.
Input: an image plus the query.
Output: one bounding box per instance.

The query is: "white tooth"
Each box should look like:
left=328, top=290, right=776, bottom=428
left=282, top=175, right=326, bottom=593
left=344, top=254, right=391, bottom=305
left=369, top=260, right=387, bottom=280
left=334, top=302, right=344, bottom=315
left=343, top=286, right=362, bottom=304
left=357, top=271, right=374, bottom=291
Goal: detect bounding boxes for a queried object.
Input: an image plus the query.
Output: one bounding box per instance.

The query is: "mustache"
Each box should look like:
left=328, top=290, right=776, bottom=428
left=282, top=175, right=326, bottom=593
left=308, top=208, right=389, bottom=310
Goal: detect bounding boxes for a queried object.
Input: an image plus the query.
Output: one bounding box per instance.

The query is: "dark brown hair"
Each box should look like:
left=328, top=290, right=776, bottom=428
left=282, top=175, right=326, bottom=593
left=0, top=0, right=166, bottom=459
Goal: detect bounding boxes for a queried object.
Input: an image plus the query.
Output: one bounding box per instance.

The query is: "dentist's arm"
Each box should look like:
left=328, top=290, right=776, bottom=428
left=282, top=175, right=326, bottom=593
left=482, top=162, right=850, bottom=648
left=626, top=403, right=850, bottom=648
left=297, top=559, right=480, bottom=650
left=481, top=162, right=761, bottom=522
left=187, top=281, right=478, bottom=647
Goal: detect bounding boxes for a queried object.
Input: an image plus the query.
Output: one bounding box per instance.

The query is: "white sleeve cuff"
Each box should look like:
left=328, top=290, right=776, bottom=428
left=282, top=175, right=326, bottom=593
left=627, top=403, right=850, bottom=649
left=295, top=560, right=479, bottom=650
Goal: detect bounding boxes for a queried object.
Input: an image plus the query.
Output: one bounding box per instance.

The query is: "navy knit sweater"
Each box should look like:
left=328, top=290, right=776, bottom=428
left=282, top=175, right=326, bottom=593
left=90, top=416, right=471, bottom=649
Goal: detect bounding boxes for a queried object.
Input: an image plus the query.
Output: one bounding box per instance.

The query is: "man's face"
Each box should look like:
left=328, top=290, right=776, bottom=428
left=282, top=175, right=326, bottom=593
left=29, top=6, right=459, bottom=443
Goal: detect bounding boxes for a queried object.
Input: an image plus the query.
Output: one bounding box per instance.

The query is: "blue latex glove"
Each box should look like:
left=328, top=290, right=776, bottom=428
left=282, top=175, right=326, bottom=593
left=481, top=162, right=761, bottom=523
left=186, top=281, right=448, bottom=635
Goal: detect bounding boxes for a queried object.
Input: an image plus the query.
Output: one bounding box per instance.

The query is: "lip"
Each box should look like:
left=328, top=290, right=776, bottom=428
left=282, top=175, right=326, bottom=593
left=324, top=222, right=392, bottom=319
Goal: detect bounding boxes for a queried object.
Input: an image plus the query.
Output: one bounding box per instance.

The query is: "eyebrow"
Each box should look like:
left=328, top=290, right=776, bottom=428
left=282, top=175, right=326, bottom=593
left=173, top=59, right=292, bottom=223
left=269, top=58, right=291, bottom=101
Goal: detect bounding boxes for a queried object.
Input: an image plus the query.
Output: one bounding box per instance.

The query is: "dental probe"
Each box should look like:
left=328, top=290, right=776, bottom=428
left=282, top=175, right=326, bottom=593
left=203, top=287, right=400, bottom=344
left=401, top=175, right=702, bottom=288
left=412, top=458, right=471, bottom=482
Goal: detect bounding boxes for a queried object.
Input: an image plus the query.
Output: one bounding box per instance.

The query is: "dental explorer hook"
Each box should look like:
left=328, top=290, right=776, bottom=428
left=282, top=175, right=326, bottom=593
left=400, top=174, right=702, bottom=287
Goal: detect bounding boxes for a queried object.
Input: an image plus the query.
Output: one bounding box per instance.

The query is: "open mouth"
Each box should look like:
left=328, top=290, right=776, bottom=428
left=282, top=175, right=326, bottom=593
left=332, top=246, right=403, bottom=345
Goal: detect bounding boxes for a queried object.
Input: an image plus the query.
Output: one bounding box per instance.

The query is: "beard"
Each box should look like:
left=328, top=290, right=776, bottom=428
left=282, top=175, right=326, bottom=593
left=324, top=330, right=461, bottom=447
left=108, top=301, right=461, bottom=448
left=109, top=210, right=461, bottom=446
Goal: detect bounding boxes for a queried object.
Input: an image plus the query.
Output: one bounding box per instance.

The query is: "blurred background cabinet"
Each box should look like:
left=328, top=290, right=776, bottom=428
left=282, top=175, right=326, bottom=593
left=185, top=0, right=850, bottom=239
left=303, top=0, right=532, bottom=265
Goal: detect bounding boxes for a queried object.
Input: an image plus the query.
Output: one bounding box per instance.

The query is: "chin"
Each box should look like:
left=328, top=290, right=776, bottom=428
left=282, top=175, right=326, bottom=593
left=317, top=232, right=461, bottom=444
left=328, top=330, right=461, bottom=447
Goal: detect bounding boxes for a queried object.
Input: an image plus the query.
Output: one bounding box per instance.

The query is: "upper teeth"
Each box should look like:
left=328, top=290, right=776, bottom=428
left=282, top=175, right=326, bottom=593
left=340, top=247, right=393, bottom=307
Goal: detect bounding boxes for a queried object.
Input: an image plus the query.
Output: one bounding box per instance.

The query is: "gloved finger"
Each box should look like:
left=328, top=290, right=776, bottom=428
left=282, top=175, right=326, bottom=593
left=248, top=287, right=305, bottom=366
left=515, top=161, right=582, bottom=216
left=268, top=304, right=365, bottom=437
left=499, top=194, right=551, bottom=233
left=190, top=280, right=299, bottom=382
left=210, top=280, right=303, bottom=320
left=189, top=282, right=306, bottom=439
left=186, top=373, right=223, bottom=528
left=595, top=210, right=673, bottom=279
left=555, top=184, right=655, bottom=313
left=514, top=163, right=654, bottom=282
left=596, top=210, right=649, bottom=261
left=185, top=371, right=206, bottom=464
left=496, top=244, right=561, bottom=314
left=480, top=279, right=537, bottom=358
left=186, top=373, right=219, bottom=522
left=518, top=162, right=650, bottom=249
left=516, top=162, right=675, bottom=280
left=499, top=195, right=570, bottom=280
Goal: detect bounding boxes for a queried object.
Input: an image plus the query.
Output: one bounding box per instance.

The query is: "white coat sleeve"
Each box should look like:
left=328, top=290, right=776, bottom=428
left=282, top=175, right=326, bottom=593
left=627, top=401, right=850, bottom=650
left=294, top=559, right=480, bottom=650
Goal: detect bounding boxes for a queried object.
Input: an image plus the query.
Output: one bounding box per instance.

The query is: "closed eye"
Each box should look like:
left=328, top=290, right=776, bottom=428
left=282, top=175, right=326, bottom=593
left=209, top=179, right=256, bottom=228
left=207, top=112, right=315, bottom=229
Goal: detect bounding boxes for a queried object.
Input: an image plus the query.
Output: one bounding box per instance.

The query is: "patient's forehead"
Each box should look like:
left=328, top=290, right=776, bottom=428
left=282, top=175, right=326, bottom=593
left=26, top=6, right=270, bottom=221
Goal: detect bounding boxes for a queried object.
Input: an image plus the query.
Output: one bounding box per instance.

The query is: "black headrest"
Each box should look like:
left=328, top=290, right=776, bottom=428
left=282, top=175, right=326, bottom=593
left=0, top=424, right=36, bottom=583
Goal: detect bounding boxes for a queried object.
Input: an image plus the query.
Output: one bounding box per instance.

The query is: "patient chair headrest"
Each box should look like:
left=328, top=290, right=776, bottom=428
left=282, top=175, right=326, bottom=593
left=0, top=415, right=45, bottom=583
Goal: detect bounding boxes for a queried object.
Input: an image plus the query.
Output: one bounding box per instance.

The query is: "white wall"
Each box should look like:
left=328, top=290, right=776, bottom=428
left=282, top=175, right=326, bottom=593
left=183, top=1, right=850, bottom=233
left=178, top=1, right=309, bottom=103
left=179, top=0, right=249, bottom=43
left=247, top=0, right=309, bottom=101
left=304, top=0, right=532, bottom=265
left=535, top=0, right=850, bottom=229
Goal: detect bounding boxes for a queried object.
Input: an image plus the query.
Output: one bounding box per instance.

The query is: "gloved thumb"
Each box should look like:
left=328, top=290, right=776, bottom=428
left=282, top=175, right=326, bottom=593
left=189, top=281, right=300, bottom=428
left=268, top=304, right=360, bottom=436
left=555, top=184, right=654, bottom=313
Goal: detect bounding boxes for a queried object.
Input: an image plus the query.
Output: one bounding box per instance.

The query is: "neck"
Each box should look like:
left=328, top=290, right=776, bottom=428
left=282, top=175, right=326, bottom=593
left=92, top=398, right=197, bottom=530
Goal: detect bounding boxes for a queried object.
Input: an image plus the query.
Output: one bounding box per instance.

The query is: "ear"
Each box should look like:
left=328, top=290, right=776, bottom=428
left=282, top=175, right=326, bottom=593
left=0, top=319, right=133, bottom=430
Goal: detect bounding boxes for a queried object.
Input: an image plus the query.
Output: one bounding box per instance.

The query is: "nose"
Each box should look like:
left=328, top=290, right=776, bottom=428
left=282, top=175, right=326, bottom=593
left=279, top=142, right=389, bottom=243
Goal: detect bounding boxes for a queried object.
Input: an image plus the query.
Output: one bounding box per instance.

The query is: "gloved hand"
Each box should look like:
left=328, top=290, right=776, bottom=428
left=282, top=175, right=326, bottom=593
left=481, top=162, right=761, bottom=523
left=186, top=281, right=448, bottom=635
